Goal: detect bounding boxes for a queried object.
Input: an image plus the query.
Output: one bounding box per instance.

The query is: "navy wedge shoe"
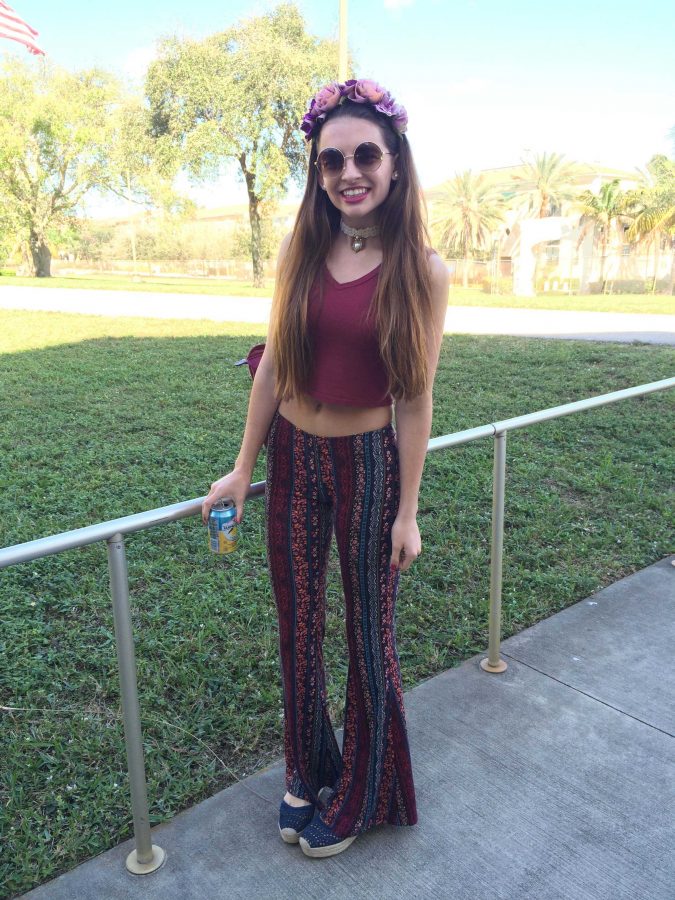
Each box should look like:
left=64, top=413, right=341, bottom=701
left=298, top=810, right=357, bottom=858
left=278, top=800, right=315, bottom=844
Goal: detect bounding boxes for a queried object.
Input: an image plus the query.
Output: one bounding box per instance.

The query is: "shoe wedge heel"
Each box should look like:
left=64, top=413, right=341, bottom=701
left=297, top=810, right=358, bottom=858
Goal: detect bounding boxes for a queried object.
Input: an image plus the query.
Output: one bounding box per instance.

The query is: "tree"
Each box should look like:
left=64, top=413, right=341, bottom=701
left=0, top=57, right=121, bottom=276
left=509, top=151, right=579, bottom=286
left=625, top=155, right=675, bottom=294
left=66, top=220, right=114, bottom=263
left=232, top=203, right=285, bottom=264
left=0, top=200, right=19, bottom=269
left=104, top=98, right=184, bottom=275
left=146, top=2, right=339, bottom=287
left=510, top=151, right=579, bottom=218
left=575, top=179, right=630, bottom=293
left=430, top=171, right=506, bottom=287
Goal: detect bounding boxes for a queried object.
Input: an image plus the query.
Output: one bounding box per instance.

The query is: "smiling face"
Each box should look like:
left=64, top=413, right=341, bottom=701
left=315, top=116, right=399, bottom=229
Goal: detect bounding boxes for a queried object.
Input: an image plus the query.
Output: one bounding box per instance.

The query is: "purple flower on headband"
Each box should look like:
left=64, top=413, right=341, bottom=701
left=301, top=83, right=343, bottom=139
left=378, top=97, right=408, bottom=134
left=300, top=77, right=408, bottom=141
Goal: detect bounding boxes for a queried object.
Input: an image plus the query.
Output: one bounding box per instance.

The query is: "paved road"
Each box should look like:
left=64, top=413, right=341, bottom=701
left=1, top=285, right=674, bottom=344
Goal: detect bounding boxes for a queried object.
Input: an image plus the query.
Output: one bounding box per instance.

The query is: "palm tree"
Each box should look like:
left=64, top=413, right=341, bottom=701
left=510, top=152, right=579, bottom=287
left=430, top=170, right=506, bottom=288
left=624, top=155, right=675, bottom=294
left=575, top=179, right=630, bottom=293
left=510, top=151, right=579, bottom=218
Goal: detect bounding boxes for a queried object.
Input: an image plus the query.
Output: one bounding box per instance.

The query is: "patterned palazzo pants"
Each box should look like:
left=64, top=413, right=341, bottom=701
left=265, top=408, right=418, bottom=839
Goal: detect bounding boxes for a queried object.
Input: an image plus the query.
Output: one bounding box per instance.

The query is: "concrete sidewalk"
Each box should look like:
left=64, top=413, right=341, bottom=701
left=1, top=285, right=674, bottom=344
left=23, top=556, right=674, bottom=900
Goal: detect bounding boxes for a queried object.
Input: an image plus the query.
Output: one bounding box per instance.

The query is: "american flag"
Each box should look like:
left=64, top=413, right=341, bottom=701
left=0, top=1, right=45, bottom=55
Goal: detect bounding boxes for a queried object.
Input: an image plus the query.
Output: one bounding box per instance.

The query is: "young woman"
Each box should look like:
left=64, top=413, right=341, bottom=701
left=202, top=78, right=449, bottom=858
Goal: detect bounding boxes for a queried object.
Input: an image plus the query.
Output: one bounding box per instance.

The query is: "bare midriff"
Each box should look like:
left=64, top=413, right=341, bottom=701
left=278, top=392, right=392, bottom=437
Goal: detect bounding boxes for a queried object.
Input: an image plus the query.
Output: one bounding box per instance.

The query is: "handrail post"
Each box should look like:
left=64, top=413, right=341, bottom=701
left=107, top=533, right=166, bottom=874
left=481, top=430, right=508, bottom=673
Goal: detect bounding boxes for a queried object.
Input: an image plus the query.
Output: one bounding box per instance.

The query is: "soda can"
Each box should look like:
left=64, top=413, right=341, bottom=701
left=208, top=498, right=238, bottom=554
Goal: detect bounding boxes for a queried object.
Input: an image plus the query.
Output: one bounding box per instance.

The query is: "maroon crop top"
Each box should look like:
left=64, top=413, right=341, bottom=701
left=305, top=261, right=393, bottom=407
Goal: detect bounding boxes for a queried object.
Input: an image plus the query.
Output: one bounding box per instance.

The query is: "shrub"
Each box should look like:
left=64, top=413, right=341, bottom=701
left=589, top=279, right=671, bottom=294
left=481, top=276, right=512, bottom=294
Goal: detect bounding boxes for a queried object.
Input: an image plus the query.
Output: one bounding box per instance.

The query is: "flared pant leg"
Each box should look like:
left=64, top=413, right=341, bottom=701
left=265, top=409, right=342, bottom=803
left=265, top=409, right=418, bottom=835
left=317, top=421, right=418, bottom=838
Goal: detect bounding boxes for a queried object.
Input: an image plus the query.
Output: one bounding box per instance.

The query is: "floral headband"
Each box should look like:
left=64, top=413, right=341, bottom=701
left=301, top=78, right=408, bottom=142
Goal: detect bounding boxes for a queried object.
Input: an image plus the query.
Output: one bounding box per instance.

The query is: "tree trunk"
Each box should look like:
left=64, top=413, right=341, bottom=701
left=463, top=247, right=469, bottom=288
left=248, top=196, right=264, bottom=288
left=651, top=231, right=660, bottom=293
left=28, top=230, right=52, bottom=277
left=126, top=170, right=138, bottom=279
left=600, top=234, right=607, bottom=293
left=668, top=245, right=675, bottom=295
left=240, top=156, right=264, bottom=288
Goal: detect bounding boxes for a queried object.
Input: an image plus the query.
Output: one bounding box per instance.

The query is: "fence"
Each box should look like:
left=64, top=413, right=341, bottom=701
left=49, top=258, right=278, bottom=281
left=1, top=376, right=674, bottom=875
left=446, top=254, right=675, bottom=294
left=25, top=253, right=675, bottom=295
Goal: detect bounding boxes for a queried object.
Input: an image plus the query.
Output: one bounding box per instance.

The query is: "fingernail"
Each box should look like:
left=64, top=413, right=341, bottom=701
left=390, top=563, right=398, bottom=572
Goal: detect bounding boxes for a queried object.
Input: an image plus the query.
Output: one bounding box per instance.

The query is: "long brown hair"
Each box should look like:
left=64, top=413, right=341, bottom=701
left=268, top=101, right=434, bottom=403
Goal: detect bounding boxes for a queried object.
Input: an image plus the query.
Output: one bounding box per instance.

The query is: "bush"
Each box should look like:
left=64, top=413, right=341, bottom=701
left=589, top=279, right=671, bottom=294
left=481, top=276, right=512, bottom=294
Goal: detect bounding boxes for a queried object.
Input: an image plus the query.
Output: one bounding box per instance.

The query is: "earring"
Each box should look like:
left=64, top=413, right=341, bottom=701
left=392, top=172, right=398, bottom=180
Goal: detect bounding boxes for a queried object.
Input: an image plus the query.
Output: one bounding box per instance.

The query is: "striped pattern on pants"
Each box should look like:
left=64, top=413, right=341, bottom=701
left=265, top=408, right=418, bottom=838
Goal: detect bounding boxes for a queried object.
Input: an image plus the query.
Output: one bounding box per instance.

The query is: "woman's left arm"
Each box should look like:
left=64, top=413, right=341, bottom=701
left=390, top=255, right=450, bottom=572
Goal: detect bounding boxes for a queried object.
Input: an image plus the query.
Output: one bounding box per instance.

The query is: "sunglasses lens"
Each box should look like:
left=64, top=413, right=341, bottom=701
left=317, top=148, right=344, bottom=175
left=354, top=142, right=383, bottom=172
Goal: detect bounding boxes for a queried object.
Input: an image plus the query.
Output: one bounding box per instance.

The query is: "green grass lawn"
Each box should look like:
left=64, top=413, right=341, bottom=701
left=0, top=309, right=673, bottom=896
left=1, top=271, right=673, bottom=313
left=0, top=272, right=275, bottom=298
left=447, top=287, right=674, bottom=314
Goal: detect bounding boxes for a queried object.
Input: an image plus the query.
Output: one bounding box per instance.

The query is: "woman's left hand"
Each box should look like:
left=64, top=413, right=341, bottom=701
left=390, top=513, right=421, bottom=573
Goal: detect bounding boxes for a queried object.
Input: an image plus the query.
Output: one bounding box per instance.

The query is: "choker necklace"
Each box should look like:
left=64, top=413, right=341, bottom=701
left=340, top=219, right=380, bottom=253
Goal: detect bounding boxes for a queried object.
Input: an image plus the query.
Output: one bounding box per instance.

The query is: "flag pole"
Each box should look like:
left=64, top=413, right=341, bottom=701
left=338, top=0, right=348, bottom=81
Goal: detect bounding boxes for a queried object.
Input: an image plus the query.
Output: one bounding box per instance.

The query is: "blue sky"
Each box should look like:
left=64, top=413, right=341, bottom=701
left=3, top=0, right=674, bottom=215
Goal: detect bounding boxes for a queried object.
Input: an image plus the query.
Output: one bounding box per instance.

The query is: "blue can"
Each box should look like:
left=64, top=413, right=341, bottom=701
left=208, top=498, right=238, bottom=554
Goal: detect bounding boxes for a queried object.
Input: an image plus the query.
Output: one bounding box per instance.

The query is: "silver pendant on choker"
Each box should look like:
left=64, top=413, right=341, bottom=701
left=340, top=219, right=379, bottom=253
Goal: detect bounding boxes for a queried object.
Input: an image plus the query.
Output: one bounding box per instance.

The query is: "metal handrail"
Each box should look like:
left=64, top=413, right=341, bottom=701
left=1, top=375, right=673, bottom=874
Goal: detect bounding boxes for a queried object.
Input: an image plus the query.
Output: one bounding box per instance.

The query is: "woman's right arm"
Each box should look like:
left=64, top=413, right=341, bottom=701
left=200, top=233, right=292, bottom=525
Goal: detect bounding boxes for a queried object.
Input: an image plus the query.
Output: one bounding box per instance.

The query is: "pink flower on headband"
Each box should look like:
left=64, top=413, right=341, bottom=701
left=345, top=79, right=387, bottom=104
left=301, top=77, right=408, bottom=141
left=313, top=82, right=342, bottom=115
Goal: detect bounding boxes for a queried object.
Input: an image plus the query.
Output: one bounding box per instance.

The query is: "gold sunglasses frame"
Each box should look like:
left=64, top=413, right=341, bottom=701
left=314, top=142, right=394, bottom=178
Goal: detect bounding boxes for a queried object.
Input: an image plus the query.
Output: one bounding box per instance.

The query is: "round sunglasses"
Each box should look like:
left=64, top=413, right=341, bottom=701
left=314, top=141, right=394, bottom=178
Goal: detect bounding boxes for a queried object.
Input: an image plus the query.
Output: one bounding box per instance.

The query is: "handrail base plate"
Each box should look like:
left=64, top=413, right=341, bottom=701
left=126, top=845, right=166, bottom=875
left=480, top=657, right=508, bottom=673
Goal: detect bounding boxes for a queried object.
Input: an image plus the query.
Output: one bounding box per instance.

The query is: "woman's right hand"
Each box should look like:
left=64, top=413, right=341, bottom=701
left=201, top=467, right=251, bottom=526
